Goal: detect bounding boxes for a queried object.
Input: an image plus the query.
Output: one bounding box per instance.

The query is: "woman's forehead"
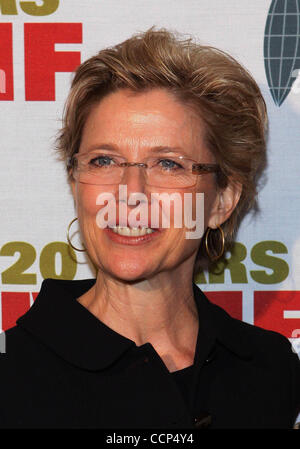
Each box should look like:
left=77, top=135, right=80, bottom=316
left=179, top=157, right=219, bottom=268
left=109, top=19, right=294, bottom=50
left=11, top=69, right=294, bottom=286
left=80, top=88, right=210, bottom=159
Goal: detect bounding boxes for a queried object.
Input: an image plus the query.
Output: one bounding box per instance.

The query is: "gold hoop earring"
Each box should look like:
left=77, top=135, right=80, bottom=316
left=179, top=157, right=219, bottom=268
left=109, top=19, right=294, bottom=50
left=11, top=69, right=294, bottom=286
left=67, top=218, right=86, bottom=252
left=205, top=225, right=225, bottom=261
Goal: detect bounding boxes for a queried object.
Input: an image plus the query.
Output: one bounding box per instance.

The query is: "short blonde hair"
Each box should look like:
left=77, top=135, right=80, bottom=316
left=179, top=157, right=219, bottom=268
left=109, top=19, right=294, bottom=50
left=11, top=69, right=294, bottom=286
left=57, top=28, right=267, bottom=266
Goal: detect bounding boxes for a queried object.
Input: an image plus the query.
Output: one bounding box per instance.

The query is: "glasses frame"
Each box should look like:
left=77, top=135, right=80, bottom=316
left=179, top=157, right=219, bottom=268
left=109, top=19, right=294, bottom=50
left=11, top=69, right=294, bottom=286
left=68, top=151, right=220, bottom=187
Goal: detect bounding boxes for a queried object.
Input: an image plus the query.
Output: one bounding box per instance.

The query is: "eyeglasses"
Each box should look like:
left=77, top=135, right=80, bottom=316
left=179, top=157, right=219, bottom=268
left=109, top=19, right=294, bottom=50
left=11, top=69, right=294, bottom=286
left=69, top=151, right=220, bottom=188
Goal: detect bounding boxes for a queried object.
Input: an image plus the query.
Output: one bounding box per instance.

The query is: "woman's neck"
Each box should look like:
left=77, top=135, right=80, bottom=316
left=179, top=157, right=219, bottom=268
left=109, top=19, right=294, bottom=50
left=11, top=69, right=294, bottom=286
left=77, top=265, right=199, bottom=372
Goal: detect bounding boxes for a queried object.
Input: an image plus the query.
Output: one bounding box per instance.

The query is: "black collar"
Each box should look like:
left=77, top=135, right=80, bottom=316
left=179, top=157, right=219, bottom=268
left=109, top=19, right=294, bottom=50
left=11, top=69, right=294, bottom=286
left=17, top=279, right=253, bottom=371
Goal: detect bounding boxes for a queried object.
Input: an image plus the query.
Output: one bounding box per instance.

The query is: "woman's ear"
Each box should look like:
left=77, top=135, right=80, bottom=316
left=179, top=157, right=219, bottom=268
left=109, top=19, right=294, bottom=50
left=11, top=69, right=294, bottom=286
left=68, top=169, right=76, bottom=198
left=207, top=181, right=242, bottom=229
left=69, top=174, right=78, bottom=211
left=70, top=179, right=76, bottom=198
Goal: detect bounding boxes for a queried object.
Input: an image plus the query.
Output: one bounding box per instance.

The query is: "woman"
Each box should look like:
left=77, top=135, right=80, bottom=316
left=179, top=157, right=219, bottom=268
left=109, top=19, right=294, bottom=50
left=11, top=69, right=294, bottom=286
left=1, top=29, right=299, bottom=429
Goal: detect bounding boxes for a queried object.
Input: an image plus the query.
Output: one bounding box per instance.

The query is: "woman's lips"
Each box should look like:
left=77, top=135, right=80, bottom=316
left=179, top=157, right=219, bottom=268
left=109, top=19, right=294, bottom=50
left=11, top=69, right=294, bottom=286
left=104, top=226, right=162, bottom=245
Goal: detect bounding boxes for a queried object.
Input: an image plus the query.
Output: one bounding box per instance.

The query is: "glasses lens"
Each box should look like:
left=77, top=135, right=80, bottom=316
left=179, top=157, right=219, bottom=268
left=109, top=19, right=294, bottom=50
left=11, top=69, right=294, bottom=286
left=147, top=171, right=196, bottom=188
left=146, top=157, right=196, bottom=188
left=74, top=153, right=123, bottom=185
left=78, top=166, right=123, bottom=185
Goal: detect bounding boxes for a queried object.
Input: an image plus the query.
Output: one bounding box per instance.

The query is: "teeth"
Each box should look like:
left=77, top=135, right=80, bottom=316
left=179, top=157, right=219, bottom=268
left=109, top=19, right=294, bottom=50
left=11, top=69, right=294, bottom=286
left=110, top=226, right=155, bottom=236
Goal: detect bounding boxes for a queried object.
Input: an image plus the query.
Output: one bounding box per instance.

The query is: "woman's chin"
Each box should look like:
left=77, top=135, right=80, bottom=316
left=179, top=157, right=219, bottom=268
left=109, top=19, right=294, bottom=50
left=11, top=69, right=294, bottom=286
left=104, top=259, right=156, bottom=282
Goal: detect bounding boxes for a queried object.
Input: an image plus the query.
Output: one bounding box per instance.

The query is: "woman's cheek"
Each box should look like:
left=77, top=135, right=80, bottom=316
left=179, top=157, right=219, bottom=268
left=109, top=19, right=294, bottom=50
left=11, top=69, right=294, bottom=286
left=76, top=184, right=103, bottom=217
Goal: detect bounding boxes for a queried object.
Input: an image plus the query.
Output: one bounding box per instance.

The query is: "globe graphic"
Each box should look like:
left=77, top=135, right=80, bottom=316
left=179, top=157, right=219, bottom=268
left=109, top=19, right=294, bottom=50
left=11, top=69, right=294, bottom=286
left=264, top=0, right=300, bottom=106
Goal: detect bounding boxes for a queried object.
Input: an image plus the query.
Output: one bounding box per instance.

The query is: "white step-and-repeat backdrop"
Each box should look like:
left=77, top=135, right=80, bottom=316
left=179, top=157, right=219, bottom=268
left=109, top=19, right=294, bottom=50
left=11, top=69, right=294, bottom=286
left=1, top=0, right=300, bottom=401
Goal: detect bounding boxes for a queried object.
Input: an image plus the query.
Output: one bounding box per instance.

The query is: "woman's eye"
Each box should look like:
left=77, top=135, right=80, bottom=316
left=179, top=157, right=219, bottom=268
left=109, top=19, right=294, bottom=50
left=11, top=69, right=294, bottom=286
left=89, top=155, right=114, bottom=167
left=158, top=159, right=183, bottom=170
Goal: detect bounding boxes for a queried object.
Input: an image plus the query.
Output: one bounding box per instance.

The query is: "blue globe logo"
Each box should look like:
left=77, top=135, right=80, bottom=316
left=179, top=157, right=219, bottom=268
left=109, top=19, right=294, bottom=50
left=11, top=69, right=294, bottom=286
left=264, top=0, right=300, bottom=106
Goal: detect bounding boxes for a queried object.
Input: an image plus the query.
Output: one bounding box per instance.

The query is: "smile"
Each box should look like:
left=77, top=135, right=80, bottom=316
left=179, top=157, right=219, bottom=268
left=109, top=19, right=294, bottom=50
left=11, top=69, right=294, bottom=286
left=109, top=226, right=155, bottom=236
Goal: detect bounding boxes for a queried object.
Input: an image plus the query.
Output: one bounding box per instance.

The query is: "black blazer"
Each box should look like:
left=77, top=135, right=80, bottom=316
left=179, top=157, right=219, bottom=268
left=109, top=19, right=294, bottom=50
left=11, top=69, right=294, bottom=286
left=0, top=278, right=299, bottom=429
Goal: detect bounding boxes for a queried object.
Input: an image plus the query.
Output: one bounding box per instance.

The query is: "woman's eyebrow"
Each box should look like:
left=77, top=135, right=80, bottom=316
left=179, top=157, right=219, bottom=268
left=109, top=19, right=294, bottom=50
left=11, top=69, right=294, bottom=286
left=83, top=144, right=189, bottom=156
left=84, top=143, right=119, bottom=152
left=150, top=146, right=187, bottom=155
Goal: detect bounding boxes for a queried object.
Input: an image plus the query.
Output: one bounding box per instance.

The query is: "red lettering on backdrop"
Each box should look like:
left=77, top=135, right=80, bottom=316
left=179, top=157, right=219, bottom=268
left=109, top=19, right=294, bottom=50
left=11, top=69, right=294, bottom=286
left=1, top=292, right=38, bottom=331
left=254, top=291, right=300, bottom=338
left=0, top=23, right=14, bottom=100
left=205, top=291, right=243, bottom=320
left=24, top=23, right=82, bottom=101
left=1, top=292, right=30, bottom=330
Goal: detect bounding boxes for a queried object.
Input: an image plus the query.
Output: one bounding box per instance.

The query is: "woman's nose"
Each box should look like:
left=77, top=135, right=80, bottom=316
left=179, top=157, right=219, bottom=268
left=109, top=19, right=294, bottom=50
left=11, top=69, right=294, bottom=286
left=120, top=165, right=147, bottom=195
